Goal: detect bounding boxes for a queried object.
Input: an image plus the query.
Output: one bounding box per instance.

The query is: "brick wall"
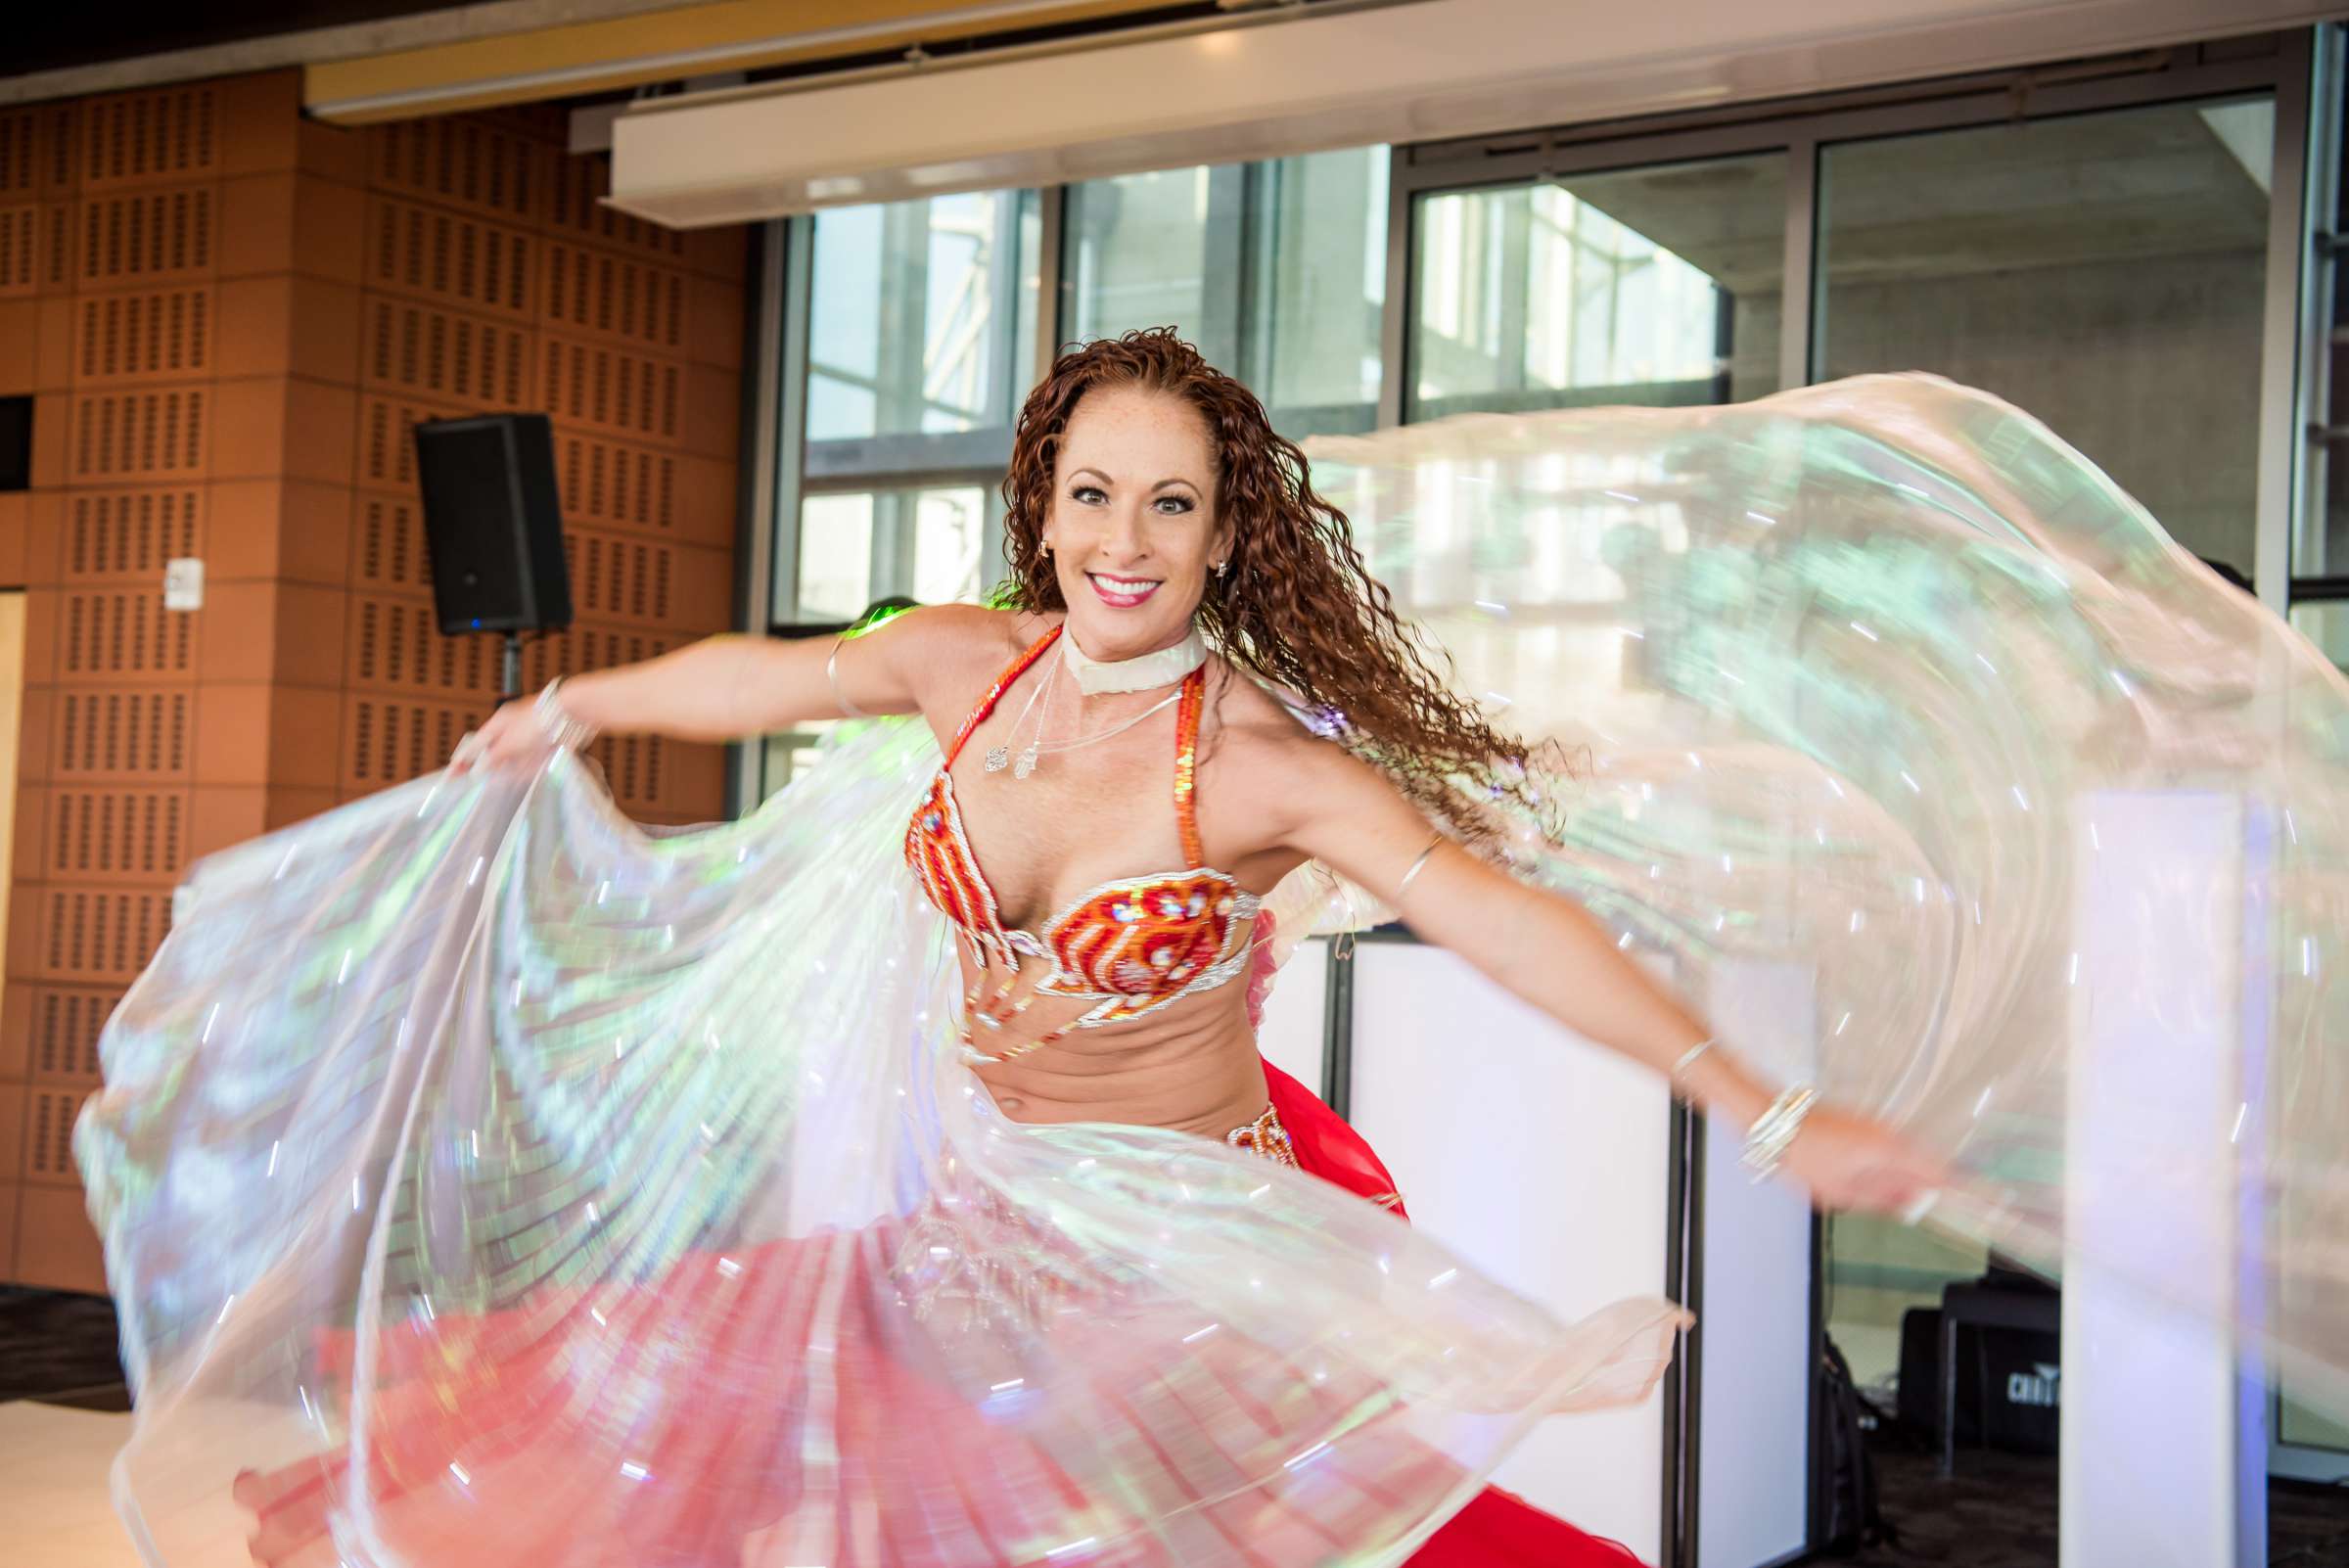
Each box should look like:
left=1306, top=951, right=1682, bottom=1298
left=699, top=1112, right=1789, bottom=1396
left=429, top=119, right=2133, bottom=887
left=0, top=71, right=747, bottom=1292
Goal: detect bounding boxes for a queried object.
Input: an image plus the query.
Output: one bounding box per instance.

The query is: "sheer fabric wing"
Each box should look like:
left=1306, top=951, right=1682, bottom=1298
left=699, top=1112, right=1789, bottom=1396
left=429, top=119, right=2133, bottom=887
left=78, top=718, right=1677, bottom=1568
left=1308, top=372, right=2349, bottom=1419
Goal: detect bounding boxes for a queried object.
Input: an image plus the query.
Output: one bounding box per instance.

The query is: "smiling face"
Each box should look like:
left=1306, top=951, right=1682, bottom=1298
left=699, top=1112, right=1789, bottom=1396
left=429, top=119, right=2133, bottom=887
left=1044, top=384, right=1232, bottom=661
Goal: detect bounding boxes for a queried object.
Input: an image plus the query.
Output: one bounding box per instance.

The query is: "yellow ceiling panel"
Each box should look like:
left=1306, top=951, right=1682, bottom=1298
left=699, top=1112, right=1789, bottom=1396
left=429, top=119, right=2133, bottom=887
left=305, top=0, right=1182, bottom=123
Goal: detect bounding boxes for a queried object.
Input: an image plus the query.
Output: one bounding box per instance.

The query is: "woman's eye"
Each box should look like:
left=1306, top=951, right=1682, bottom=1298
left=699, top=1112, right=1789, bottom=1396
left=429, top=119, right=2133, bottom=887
left=1153, top=495, right=1194, bottom=515
left=1071, top=485, right=1106, bottom=504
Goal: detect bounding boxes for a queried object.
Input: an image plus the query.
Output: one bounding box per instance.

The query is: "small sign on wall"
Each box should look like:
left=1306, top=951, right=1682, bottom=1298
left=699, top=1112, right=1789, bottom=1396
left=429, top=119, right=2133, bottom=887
left=163, top=558, right=203, bottom=612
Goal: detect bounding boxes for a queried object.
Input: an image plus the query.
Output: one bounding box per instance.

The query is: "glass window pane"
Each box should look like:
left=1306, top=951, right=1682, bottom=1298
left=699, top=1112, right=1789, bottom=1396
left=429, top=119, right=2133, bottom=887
left=1064, top=150, right=1388, bottom=434
left=761, top=722, right=839, bottom=801
left=796, top=493, right=874, bottom=622
left=806, top=191, right=1039, bottom=443
left=1247, top=148, right=1388, bottom=433
left=793, top=484, right=993, bottom=623
left=1819, top=98, right=2274, bottom=582
left=1066, top=166, right=1225, bottom=362
left=911, top=485, right=990, bottom=606
left=1410, top=154, right=1787, bottom=421
left=2288, top=600, right=2349, bottom=668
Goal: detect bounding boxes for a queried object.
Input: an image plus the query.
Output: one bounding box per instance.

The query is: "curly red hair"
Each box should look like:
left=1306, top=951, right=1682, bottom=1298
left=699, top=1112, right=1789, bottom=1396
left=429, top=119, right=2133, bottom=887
left=998, top=328, right=1538, bottom=841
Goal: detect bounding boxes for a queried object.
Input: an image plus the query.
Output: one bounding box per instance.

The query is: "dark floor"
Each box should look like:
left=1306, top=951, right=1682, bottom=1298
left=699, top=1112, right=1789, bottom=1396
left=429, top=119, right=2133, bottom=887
left=6, top=1287, right=2348, bottom=1560
left=1841, top=1417, right=2349, bottom=1567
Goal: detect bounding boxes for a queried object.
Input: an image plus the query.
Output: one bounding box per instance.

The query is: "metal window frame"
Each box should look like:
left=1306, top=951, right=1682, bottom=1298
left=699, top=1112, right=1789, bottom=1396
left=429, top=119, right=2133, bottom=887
left=768, top=212, right=817, bottom=628
left=2273, top=25, right=2349, bottom=1482
left=2263, top=26, right=2322, bottom=615
left=731, top=216, right=790, bottom=812
left=2288, top=26, right=2345, bottom=607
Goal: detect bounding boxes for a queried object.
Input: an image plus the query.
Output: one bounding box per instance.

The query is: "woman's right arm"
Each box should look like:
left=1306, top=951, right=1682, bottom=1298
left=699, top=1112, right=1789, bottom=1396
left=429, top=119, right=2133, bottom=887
left=456, top=606, right=993, bottom=769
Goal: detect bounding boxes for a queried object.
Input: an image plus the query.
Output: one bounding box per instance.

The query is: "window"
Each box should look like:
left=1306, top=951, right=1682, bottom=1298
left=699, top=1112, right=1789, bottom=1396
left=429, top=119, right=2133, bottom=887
left=806, top=191, right=1039, bottom=448
left=1063, top=147, right=1388, bottom=436
left=1818, top=99, right=2276, bottom=582
left=1410, top=155, right=1787, bottom=421
left=779, top=190, right=1041, bottom=626
left=793, top=484, right=991, bottom=623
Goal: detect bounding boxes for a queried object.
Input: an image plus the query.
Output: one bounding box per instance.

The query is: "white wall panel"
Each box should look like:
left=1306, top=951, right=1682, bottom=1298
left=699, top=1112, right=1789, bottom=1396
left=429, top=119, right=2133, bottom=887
left=1344, top=940, right=1673, bottom=1560
left=1254, top=935, right=1328, bottom=1097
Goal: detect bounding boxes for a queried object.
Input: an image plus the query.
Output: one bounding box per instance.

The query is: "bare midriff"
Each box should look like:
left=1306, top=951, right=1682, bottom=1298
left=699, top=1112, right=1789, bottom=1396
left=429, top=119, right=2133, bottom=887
left=954, top=942, right=1272, bottom=1139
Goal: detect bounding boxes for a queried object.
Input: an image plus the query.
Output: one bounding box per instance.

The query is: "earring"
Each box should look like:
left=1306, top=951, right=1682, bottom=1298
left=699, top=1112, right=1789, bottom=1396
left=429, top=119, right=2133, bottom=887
left=1214, top=559, right=1229, bottom=578
left=1041, top=538, right=1054, bottom=557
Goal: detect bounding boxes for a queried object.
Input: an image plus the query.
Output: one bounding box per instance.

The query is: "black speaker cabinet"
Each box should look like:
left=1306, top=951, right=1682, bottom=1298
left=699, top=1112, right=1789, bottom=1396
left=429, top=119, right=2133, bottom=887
left=412, top=412, right=573, bottom=635
left=0, top=395, right=31, bottom=492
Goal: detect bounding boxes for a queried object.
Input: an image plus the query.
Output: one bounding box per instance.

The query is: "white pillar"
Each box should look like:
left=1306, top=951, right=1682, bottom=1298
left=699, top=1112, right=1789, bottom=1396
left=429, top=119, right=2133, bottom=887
left=2063, top=790, right=2266, bottom=1568
left=1695, top=958, right=1817, bottom=1568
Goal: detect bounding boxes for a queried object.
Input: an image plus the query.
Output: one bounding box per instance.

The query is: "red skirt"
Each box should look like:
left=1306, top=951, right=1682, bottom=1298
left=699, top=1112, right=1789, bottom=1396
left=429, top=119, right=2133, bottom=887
left=1260, top=1060, right=1648, bottom=1567
left=235, top=1064, right=1649, bottom=1568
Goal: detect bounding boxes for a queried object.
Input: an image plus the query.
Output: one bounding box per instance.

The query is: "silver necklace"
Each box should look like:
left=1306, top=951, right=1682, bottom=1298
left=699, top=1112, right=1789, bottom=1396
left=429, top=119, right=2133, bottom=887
left=983, top=647, right=1184, bottom=781
left=984, top=646, right=1061, bottom=778
left=1024, top=688, right=1184, bottom=771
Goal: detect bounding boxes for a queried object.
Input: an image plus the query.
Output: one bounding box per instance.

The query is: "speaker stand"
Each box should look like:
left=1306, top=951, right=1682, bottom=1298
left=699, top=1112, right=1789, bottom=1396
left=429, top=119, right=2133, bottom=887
left=501, top=632, right=526, bottom=702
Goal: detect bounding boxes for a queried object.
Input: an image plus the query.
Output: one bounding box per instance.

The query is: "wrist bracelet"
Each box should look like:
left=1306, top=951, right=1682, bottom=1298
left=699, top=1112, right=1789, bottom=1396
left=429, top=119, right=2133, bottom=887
left=1393, top=831, right=1445, bottom=904
left=1669, top=1038, right=1716, bottom=1084
left=1740, top=1084, right=1819, bottom=1182
left=532, top=676, right=600, bottom=753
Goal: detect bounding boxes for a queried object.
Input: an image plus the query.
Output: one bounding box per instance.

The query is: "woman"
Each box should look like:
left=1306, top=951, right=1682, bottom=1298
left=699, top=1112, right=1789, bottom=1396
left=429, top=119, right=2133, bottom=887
left=80, top=330, right=1940, bottom=1568
left=476, top=330, right=1925, bottom=1193
left=451, top=328, right=1936, bottom=1561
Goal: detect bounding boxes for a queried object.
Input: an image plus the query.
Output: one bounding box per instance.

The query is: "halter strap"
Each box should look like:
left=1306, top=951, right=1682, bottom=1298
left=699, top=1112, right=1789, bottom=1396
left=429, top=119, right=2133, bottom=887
left=947, top=623, right=1209, bottom=869
left=944, top=624, right=1063, bottom=768
left=1173, top=667, right=1207, bottom=868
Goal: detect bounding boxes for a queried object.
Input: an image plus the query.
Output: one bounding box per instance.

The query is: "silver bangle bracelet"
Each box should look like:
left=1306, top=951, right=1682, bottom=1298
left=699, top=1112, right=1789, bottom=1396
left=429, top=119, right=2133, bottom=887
left=1393, top=832, right=1445, bottom=904
left=532, top=676, right=600, bottom=753
left=1740, top=1084, right=1819, bottom=1182
left=827, top=635, right=868, bottom=718
left=1670, top=1038, right=1717, bottom=1084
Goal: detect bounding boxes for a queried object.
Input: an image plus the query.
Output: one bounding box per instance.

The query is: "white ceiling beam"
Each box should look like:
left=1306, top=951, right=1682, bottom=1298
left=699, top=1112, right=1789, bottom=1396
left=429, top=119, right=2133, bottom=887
left=611, top=0, right=2340, bottom=226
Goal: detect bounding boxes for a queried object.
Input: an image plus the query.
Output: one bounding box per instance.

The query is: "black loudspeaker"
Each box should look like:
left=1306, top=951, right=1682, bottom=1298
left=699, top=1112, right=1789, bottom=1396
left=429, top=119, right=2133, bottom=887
left=0, top=395, right=31, bottom=492
left=412, top=412, right=573, bottom=635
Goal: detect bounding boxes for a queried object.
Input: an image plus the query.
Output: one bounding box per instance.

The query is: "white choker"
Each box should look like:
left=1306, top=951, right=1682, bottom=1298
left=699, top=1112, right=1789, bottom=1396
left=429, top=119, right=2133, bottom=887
left=1062, top=624, right=1209, bottom=695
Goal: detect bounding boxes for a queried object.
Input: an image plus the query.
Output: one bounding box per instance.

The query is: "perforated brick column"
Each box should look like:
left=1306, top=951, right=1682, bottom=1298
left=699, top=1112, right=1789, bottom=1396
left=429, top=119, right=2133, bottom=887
left=0, top=73, right=747, bottom=1292
left=347, top=107, right=740, bottom=817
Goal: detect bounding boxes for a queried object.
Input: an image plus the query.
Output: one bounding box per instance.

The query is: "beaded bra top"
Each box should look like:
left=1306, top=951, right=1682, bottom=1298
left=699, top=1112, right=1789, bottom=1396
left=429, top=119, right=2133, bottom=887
left=904, top=625, right=1262, bottom=1059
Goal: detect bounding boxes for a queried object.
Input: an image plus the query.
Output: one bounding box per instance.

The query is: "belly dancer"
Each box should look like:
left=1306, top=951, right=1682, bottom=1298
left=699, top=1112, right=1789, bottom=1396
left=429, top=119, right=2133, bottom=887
left=86, top=328, right=1940, bottom=1568
left=457, top=327, right=1935, bottom=1564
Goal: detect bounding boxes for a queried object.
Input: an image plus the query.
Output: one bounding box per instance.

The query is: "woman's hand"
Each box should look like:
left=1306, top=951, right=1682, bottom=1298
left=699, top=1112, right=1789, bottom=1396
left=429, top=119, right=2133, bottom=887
left=1773, top=1105, right=1949, bottom=1217
left=449, top=693, right=561, bottom=774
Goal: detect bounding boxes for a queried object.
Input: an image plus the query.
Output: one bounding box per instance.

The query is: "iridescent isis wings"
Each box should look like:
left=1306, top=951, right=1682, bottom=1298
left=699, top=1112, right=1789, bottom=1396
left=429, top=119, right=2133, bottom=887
left=75, top=715, right=1677, bottom=1568
left=74, top=371, right=2349, bottom=1567
left=1306, top=372, right=2349, bottom=1418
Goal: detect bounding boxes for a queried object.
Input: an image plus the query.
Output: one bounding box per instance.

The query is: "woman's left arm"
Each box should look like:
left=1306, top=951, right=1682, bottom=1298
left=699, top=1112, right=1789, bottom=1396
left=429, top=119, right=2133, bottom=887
left=1267, top=738, right=1945, bottom=1215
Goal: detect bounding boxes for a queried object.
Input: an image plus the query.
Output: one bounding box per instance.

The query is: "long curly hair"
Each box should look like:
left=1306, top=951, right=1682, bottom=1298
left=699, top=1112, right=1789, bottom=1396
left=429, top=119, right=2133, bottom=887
left=998, top=328, right=1537, bottom=842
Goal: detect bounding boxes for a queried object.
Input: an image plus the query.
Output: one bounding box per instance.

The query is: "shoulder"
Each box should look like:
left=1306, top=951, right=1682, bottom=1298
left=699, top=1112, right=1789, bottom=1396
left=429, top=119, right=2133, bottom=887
left=865, top=604, right=1054, bottom=691
left=866, top=602, right=1035, bottom=659
left=1201, top=665, right=1379, bottom=826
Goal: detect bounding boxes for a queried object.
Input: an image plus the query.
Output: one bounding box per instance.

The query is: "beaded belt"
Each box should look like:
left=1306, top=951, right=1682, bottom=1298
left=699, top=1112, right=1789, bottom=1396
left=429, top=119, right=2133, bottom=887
left=1224, top=1103, right=1299, bottom=1169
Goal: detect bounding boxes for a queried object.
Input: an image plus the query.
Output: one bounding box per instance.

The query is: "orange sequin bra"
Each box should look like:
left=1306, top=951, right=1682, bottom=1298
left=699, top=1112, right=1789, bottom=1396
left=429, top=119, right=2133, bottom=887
left=905, top=625, right=1262, bottom=1061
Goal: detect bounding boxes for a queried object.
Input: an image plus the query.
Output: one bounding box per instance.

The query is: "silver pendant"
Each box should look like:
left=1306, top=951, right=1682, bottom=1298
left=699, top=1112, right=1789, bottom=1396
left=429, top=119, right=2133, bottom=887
left=1012, top=746, right=1037, bottom=780
left=983, top=745, right=1010, bottom=773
